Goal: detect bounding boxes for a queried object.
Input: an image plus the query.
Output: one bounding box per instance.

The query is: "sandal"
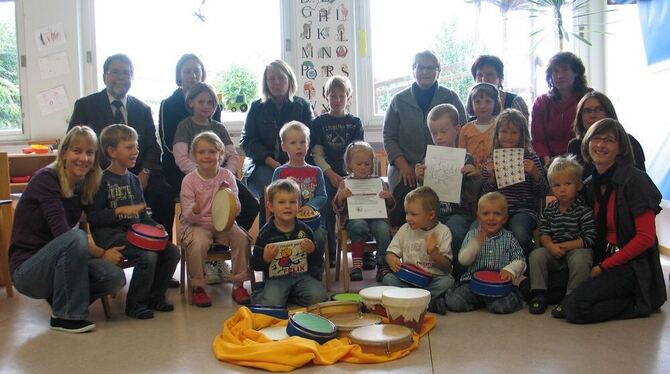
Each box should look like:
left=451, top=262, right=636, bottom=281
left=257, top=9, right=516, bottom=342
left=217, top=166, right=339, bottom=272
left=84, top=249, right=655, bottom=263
left=528, top=295, right=548, bottom=315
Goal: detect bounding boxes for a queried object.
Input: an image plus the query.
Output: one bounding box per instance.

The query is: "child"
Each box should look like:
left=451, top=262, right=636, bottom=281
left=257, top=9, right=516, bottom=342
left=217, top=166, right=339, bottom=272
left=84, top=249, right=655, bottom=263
left=457, top=82, right=502, bottom=170
left=311, top=75, right=364, bottom=268
left=250, top=179, right=328, bottom=306
left=443, top=192, right=526, bottom=314
left=179, top=132, right=252, bottom=307
left=87, top=125, right=180, bottom=320
left=271, top=121, right=328, bottom=280
left=528, top=156, right=595, bottom=317
left=173, top=82, right=239, bottom=285
left=333, top=141, right=394, bottom=282
left=383, top=186, right=455, bottom=315
left=414, top=103, right=482, bottom=279
left=482, top=108, right=548, bottom=256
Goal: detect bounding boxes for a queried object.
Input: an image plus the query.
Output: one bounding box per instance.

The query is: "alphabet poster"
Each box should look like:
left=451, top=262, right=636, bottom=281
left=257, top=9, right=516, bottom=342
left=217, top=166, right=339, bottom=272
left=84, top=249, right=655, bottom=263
left=296, top=0, right=355, bottom=116
left=493, top=148, right=525, bottom=189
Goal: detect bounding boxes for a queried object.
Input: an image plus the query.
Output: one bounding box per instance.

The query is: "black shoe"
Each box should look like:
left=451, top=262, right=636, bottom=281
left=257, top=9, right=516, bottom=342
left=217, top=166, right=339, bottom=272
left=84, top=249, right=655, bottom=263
left=362, top=253, right=376, bottom=270
left=529, top=295, right=548, bottom=315
left=376, top=265, right=389, bottom=283
left=126, top=306, right=154, bottom=320
left=551, top=304, right=566, bottom=319
left=148, top=300, right=174, bottom=312
left=50, top=317, right=95, bottom=333
left=329, top=257, right=336, bottom=268
left=350, top=268, right=363, bottom=281
left=428, top=297, right=447, bottom=316
left=168, top=278, right=180, bottom=288
left=252, top=281, right=265, bottom=291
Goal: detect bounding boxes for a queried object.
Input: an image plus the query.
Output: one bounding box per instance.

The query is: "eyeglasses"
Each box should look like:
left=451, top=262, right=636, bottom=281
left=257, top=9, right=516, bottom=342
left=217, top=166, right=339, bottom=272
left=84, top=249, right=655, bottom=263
left=582, top=106, right=605, bottom=115
left=414, top=65, right=439, bottom=72
left=106, top=69, right=132, bottom=78
left=589, top=135, right=617, bottom=145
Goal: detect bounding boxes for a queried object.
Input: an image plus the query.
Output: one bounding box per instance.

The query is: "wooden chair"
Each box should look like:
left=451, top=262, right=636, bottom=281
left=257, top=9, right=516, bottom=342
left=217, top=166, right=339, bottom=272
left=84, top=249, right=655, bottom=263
left=334, top=215, right=378, bottom=293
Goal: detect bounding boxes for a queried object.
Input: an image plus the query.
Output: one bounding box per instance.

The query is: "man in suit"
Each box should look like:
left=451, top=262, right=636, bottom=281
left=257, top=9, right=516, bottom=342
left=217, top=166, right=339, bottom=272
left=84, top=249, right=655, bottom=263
left=68, top=54, right=178, bottom=284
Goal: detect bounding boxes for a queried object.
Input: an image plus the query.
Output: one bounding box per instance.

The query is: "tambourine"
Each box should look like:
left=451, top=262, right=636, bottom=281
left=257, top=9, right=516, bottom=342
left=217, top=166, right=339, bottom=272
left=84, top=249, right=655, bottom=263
left=286, top=312, right=337, bottom=344
left=348, top=324, right=414, bottom=357
left=306, top=300, right=360, bottom=317
left=469, top=270, right=512, bottom=298
left=328, top=313, right=382, bottom=337
left=396, top=263, right=433, bottom=288
left=212, top=188, right=237, bottom=232
left=126, top=223, right=168, bottom=251
left=297, top=210, right=321, bottom=230
left=258, top=326, right=290, bottom=341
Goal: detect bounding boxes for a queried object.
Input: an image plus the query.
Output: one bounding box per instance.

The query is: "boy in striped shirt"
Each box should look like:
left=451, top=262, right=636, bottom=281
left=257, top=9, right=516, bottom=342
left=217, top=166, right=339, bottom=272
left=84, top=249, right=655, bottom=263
left=528, top=156, right=596, bottom=317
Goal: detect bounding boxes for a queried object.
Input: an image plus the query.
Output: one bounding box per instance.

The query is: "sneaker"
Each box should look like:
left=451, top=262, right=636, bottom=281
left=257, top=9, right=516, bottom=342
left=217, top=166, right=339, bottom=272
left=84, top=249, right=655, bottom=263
left=217, top=261, right=232, bottom=282
left=529, top=295, right=548, bottom=315
left=168, top=278, right=180, bottom=288
left=148, top=300, right=174, bottom=312
left=192, top=287, right=212, bottom=308
left=350, top=268, right=363, bottom=281
left=126, top=306, right=154, bottom=320
left=362, top=253, right=376, bottom=270
left=205, top=262, right=222, bottom=285
left=551, top=304, right=566, bottom=319
left=232, top=287, right=251, bottom=305
left=50, top=317, right=95, bottom=333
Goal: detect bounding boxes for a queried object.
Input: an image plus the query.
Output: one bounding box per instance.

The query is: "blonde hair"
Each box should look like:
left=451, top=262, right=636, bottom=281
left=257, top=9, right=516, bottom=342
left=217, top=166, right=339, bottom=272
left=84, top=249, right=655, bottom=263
left=100, top=124, right=138, bottom=159
left=343, top=141, right=375, bottom=175
left=405, top=186, right=439, bottom=218
left=261, top=60, right=297, bottom=102
left=493, top=108, right=532, bottom=152
left=324, top=75, right=352, bottom=97
left=466, top=82, right=501, bottom=118
left=52, top=126, right=101, bottom=204
left=190, top=131, right=225, bottom=163
left=267, top=178, right=300, bottom=203
left=279, top=121, right=310, bottom=143
left=547, top=155, right=583, bottom=186
left=427, top=103, right=460, bottom=128
left=478, top=192, right=508, bottom=216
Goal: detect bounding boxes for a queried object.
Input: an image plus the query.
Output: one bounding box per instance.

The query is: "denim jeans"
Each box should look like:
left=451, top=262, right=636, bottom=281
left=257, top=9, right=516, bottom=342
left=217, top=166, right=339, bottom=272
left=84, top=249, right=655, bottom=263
left=310, top=227, right=327, bottom=280
left=506, top=211, right=537, bottom=257
left=346, top=219, right=391, bottom=266
left=438, top=212, right=471, bottom=278
left=324, top=179, right=338, bottom=262
left=121, top=242, right=180, bottom=313
left=444, top=283, right=523, bottom=314
left=251, top=273, right=328, bottom=306
left=12, top=229, right=126, bottom=320
left=382, top=272, right=455, bottom=300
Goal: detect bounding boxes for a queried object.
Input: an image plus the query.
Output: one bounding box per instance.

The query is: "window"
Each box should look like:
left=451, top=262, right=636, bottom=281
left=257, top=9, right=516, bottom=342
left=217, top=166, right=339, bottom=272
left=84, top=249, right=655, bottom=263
left=93, top=0, right=281, bottom=124
left=0, top=0, right=21, bottom=133
left=368, top=0, right=574, bottom=116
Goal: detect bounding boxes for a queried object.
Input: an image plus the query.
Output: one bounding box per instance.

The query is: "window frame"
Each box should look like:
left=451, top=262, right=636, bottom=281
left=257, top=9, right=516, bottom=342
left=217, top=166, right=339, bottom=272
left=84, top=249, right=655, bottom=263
left=0, top=0, right=28, bottom=141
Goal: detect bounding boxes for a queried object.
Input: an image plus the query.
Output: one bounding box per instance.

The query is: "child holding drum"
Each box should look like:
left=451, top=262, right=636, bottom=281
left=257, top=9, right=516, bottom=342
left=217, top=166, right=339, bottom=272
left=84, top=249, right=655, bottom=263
left=383, top=186, right=455, bottom=315
left=441, top=192, right=526, bottom=314
left=87, top=125, right=180, bottom=319
left=250, top=179, right=328, bottom=306
left=179, top=132, right=252, bottom=307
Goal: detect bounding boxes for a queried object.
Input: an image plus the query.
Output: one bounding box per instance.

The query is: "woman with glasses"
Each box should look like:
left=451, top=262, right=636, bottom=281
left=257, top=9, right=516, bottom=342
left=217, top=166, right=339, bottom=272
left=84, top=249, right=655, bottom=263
left=561, top=118, right=665, bottom=323
left=470, top=55, right=529, bottom=121
left=382, top=50, right=467, bottom=226
left=567, top=91, right=646, bottom=175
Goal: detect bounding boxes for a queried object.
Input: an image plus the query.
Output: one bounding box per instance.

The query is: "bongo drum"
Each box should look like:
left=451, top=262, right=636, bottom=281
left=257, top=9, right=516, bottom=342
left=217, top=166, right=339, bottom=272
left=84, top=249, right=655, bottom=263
left=395, top=263, right=433, bottom=288
left=348, top=324, right=414, bottom=356
left=286, top=312, right=337, bottom=344
left=469, top=270, right=512, bottom=297
left=126, top=223, right=168, bottom=251
left=359, top=286, right=400, bottom=317
left=382, top=288, right=431, bottom=333
left=329, top=313, right=382, bottom=337
left=306, top=300, right=361, bottom=317
left=212, top=188, right=237, bottom=232
left=258, top=326, right=290, bottom=341
left=331, top=293, right=363, bottom=303
left=297, top=210, right=321, bottom=230
left=248, top=305, right=289, bottom=319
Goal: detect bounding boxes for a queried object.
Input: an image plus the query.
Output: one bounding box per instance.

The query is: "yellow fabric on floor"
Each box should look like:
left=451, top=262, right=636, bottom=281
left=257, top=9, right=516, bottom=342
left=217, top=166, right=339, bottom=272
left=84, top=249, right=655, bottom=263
left=212, top=306, right=436, bottom=372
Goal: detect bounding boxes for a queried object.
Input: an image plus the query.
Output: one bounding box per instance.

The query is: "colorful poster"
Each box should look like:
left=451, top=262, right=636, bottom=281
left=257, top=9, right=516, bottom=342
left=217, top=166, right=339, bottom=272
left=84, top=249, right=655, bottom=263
left=268, top=239, right=308, bottom=278
left=295, top=0, right=355, bottom=116
left=34, top=23, right=67, bottom=52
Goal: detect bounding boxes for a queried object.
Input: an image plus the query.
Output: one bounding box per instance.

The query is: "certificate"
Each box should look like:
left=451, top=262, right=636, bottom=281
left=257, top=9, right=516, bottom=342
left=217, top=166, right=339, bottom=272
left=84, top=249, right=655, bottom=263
left=344, top=178, right=388, bottom=220
left=423, top=145, right=466, bottom=203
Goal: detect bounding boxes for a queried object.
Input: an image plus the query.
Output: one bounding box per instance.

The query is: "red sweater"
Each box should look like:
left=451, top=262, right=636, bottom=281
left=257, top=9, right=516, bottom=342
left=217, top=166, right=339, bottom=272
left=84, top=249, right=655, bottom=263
left=530, top=93, right=582, bottom=158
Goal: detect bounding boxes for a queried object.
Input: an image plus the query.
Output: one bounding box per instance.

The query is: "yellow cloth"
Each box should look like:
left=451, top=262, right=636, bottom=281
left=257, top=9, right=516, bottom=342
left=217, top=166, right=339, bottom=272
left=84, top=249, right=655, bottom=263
left=212, top=307, right=436, bottom=372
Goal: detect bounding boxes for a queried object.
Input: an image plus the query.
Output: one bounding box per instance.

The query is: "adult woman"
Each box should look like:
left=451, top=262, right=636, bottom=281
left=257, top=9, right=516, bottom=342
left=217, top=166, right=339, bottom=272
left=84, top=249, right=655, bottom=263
left=471, top=55, right=529, bottom=120
left=531, top=52, right=591, bottom=165
left=567, top=91, right=646, bottom=175
left=561, top=119, right=665, bottom=323
left=9, top=126, right=126, bottom=333
left=382, top=50, right=466, bottom=225
left=240, top=60, right=314, bottom=200
left=159, top=54, right=258, bottom=233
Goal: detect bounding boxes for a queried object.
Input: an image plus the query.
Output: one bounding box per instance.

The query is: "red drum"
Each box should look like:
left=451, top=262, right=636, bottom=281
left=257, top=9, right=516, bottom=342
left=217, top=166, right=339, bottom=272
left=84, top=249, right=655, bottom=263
left=469, top=270, right=512, bottom=297
left=126, top=223, right=168, bottom=251
left=395, top=263, right=433, bottom=288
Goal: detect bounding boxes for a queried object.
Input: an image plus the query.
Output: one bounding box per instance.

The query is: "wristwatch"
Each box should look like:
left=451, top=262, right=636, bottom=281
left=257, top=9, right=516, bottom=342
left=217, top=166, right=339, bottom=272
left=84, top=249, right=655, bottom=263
left=142, top=168, right=151, bottom=175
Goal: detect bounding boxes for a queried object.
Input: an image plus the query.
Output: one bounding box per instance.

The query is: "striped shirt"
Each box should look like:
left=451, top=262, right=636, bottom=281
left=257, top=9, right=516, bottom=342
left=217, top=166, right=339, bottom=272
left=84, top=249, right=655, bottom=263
left=458, top=228, right=526, bottom=282
left=539, top=195, right=596, bottom=248
left=482, top=151, right=548, bottom=220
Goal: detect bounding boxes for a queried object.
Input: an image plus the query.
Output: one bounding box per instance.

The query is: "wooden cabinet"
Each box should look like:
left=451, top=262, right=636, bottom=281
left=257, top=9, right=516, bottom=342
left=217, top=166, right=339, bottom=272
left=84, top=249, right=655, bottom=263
left=0, top=152, right=57, bottom=194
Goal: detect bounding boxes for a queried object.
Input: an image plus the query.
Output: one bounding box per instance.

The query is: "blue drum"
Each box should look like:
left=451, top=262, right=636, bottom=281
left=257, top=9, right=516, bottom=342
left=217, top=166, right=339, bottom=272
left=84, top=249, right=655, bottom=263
left=395, top=264, right=433, bottom=288
left=469, top=271, right=512, bottom=298
left=286, top=312, right=337, bottom=344
left=248, top=305, right=289, bottom=319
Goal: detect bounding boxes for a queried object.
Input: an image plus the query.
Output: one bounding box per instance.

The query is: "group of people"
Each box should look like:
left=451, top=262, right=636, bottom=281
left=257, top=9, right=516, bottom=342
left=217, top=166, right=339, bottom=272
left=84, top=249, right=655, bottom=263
left=7, top=49, right=665, bottom=335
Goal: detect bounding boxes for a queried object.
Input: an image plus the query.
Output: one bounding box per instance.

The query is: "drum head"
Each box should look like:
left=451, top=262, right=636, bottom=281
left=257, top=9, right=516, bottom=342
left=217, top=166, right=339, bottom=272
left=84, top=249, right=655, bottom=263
left=332, top=293, right=363, bottom=302
left=212, top=188, right=236, bottom=232
left=131, top=223, right=167, bottom=239
left=258, top=326, right=290, bottom=341
left=360, top=286, right=399, bottom=301
left=329, top=313, right=382, bottom=331
left=291, top=313, right=336, bottom=335
left=349, top=324, right=413, bottom=355
left=474, top=270, right=510, bottom=284
left=306, top=300, right=360, bottom=317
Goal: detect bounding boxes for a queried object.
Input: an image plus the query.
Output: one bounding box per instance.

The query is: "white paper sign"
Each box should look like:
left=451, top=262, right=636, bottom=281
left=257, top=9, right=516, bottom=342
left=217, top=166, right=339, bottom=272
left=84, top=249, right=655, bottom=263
left=36, top=86, right=69, bottom=116
left=268, top=239, right=307, bottom=278
left=34, top=23, right=66, bottom=52
left=423, top=145, right=466, bottom=203
left=344, top=178, right=387, bottom=219
left=493, top=148, right=525, bottom=189
left=39, top=52, right=70, bottom=79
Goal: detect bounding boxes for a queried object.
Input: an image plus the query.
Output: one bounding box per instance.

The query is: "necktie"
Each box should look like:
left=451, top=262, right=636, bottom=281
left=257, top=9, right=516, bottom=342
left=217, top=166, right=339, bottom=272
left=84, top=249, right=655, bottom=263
left=112, top=100, right=125, bottom=124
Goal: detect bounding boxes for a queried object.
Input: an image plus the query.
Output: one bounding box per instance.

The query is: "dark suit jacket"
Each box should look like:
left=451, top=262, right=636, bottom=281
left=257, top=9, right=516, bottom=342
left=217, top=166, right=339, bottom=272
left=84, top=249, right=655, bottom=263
left=68, top=89, right=161, bottom=174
